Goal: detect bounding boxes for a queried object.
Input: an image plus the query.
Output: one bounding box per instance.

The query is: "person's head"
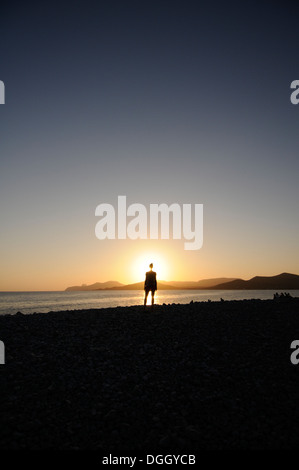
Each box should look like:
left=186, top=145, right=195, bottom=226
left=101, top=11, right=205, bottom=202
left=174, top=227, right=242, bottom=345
left=149, top=263, right=153, bottom=270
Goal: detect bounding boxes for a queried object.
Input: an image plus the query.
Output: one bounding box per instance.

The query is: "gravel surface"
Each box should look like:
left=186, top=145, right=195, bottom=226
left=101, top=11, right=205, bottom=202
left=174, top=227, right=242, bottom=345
left=1, top=298, right=299, bottom=450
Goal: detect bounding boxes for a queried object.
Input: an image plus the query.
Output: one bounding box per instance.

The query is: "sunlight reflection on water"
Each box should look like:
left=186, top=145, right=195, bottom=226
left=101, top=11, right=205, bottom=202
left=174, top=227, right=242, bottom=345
left=1, top=290, right=299, bottom=315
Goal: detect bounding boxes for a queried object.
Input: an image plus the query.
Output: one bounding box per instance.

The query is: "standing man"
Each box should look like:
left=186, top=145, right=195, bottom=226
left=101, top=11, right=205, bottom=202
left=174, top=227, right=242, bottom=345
left=144, top=263, right=157, bottom=306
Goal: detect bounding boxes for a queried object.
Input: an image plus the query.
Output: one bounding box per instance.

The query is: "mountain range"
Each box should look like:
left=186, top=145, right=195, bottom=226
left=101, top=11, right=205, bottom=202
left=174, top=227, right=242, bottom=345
left=209, top=272, right=299, bottom=290
left=65, top=273, right=299, bottom=291
left=65, top=281, right=124, bottom=291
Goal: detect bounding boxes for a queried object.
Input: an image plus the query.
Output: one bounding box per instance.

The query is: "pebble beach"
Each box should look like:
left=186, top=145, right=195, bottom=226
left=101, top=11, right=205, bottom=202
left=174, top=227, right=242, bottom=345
left=1, top=298, right=299, bottom=450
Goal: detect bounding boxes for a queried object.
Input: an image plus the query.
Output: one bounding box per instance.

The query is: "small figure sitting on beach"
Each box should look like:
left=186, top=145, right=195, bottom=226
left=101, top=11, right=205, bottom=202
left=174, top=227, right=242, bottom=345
left=273, top=292, right=292, bottom=300
left=144, top=263, right=157, bottom=306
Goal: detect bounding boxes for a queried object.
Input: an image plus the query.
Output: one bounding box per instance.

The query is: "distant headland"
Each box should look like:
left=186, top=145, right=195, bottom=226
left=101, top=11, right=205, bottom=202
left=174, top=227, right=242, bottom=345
left=65, top=272, right=299, bottom=291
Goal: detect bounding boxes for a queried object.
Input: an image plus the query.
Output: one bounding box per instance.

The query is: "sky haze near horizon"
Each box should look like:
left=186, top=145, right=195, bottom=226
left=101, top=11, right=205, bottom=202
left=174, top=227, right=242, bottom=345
left=1, top=0, right=299, bottom=290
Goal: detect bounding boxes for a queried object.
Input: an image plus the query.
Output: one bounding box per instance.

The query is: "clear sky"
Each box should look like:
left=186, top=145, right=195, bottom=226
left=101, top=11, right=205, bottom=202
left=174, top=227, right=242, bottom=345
left=1, top=0, right=299, bottom=290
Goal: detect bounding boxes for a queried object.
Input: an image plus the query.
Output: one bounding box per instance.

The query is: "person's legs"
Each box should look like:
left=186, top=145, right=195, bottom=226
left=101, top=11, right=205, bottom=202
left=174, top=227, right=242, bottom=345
left=144, top=290, right=149, bottom=306
left=151, top=290, right=155, bottom=305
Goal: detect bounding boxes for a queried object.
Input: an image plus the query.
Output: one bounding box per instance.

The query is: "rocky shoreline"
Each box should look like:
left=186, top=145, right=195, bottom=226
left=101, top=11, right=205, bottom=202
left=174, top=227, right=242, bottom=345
left=1, top=298, right=299, bottom=450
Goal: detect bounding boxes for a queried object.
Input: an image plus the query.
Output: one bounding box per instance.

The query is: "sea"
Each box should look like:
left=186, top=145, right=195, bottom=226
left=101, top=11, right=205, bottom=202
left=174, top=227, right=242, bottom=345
left=0, top=289, right=298, bottom=315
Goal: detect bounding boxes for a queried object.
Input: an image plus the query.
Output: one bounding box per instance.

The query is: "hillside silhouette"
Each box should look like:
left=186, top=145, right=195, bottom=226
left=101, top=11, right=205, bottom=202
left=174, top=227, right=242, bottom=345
left=65, top=278, right=237, bottom=291
left=106, top=281, right=176, bottom=290
left=65, top=273, right=299, bottom=291
left=65, top=281, right=124, bottom=291
left=168, top=278, right=237, bottom=289
left=211, top=273, right=299, bottom=290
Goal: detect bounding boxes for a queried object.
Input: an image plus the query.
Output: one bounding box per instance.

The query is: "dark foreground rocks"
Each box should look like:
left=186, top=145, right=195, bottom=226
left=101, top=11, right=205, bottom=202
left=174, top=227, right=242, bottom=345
left=1, top=299, right=299, bottom=450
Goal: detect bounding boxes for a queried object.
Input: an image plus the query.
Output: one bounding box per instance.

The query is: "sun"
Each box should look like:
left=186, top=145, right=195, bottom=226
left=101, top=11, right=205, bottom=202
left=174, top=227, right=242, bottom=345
left=132, top=253, right=168, bottom=282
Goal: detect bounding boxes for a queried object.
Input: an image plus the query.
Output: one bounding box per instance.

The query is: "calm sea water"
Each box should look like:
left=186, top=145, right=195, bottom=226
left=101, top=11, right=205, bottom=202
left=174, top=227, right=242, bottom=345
left=0, top=289, right=298, bottom=315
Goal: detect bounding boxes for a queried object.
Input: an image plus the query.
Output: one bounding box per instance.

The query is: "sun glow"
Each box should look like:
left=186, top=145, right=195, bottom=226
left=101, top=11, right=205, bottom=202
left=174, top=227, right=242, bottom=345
left=132, top=253, right=168, bottom=283
left=145, top=291, right=155, bottom=306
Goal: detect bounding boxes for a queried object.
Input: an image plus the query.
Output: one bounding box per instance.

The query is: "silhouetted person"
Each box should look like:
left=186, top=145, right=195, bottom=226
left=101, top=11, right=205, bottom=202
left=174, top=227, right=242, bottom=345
left=144, top=263, right=157, bottom=306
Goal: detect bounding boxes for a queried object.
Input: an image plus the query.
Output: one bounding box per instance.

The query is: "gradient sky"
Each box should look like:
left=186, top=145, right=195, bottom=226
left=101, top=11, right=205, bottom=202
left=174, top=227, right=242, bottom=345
left=1, top=0, right=299, bottom=290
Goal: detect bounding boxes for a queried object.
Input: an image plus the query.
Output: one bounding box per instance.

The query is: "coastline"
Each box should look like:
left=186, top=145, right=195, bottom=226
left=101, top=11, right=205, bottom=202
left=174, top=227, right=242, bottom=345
left=1, top=298, right=299, bottom=450
left=2, top=290, right=299, bottom=316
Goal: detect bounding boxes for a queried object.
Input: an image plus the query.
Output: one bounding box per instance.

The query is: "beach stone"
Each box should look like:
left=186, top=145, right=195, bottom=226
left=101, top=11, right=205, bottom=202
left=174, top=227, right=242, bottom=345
left=1, top=298, right=299, bottom=450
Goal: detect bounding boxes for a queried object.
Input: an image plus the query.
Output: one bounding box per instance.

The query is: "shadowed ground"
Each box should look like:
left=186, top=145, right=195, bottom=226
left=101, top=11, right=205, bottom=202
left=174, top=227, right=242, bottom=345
left=1, top=299, right=299, bottom=450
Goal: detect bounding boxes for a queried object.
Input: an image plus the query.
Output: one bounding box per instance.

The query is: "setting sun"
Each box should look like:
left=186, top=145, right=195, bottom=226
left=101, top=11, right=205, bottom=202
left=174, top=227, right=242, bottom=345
left=132, top=253, right=168, bottom=283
